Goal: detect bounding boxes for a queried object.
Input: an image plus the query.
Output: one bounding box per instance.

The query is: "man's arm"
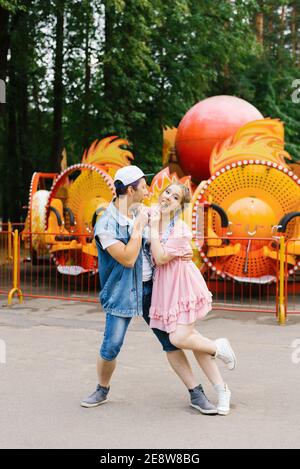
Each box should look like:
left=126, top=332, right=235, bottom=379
left=106, top=223, right=143, bottom=268
left=102, top=209, right=149, bottom=268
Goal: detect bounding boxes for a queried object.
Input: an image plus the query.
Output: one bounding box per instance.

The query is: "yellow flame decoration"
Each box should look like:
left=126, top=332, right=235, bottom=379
left=144, top=167, right=191, bottom=207
left=210, top=118, right=292, bottom=175
left=144, top=167, right=203, bottom=269
left=82, top=136, right=134, bottom=168
left=289, top=162, right=300, bottom=178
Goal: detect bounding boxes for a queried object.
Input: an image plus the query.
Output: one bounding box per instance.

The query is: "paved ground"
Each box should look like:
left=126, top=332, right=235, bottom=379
left=0, top=296, right=299, bottom=449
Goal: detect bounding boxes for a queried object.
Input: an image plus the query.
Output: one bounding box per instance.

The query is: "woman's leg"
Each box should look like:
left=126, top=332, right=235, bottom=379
left=169, top=323, right=217, bottom=355
left=165, top=349, right=198, bottom=389
left=193, top=351, right=224, bottom=386
left=143, top=283, right=198, bottom=389
left=169, top=323, right=224, bottom=385
left=193, top=350, right=231, bottom=416
left=169, top=323, right=232, bottom=415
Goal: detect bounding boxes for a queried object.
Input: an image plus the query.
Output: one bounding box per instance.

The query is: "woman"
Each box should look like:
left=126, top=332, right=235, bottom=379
left=149, top=182, right=237, bottom=415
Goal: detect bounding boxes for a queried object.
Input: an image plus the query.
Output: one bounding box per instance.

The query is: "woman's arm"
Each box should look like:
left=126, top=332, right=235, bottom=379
left=150, top=212, right=194, bottom=266
left=150, top=209, right=175, bottom=266
left=150, top=226, right=176, bottom=266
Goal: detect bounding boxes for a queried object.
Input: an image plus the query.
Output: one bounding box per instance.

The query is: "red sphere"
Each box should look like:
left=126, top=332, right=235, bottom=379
left=175, top=95, right=263, bottom=182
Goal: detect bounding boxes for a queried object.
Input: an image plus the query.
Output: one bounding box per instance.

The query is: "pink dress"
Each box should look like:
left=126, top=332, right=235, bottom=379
left=149, top=220, right=213, bottom=333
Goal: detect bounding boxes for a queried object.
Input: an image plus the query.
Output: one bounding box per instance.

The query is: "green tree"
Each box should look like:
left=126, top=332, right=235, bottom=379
left=1, top=0, right=300, bottom=221
left=232, top=0, right=300, bottom=161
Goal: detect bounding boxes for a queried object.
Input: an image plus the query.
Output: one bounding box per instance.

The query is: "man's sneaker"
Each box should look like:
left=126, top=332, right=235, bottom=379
left=215, top=384, right=231, bottom=416
left=80, top=384, right=109, bottom=408
left=214, top=338, right=237, bottom=370
left=189, top=384, right=218, bottom=415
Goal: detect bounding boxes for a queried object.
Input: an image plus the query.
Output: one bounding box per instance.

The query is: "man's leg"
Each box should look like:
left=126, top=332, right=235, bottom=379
left=97, top=356, right=116, bottom=388
left=98, top=313, right=131, bottom=385
left=81, top=313, right=131, bottom=407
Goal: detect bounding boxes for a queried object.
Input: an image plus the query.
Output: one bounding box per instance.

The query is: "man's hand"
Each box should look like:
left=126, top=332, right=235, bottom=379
left=134, top=206, right=149, bottom=230
left=150, top=205, right=161, bottom=227
left=129, top=203, right=144, bottom=217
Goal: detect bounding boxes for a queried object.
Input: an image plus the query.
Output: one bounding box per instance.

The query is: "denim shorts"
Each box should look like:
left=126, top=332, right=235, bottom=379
left=100, top=280, right=178, bottom=361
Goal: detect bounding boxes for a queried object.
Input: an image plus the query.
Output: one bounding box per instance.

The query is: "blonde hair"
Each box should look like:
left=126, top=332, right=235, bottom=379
left=163, top=182, right=191, bottom=210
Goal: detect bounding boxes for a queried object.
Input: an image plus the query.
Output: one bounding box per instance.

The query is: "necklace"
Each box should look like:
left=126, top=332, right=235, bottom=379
left=160, top=211, right=180, bottom=245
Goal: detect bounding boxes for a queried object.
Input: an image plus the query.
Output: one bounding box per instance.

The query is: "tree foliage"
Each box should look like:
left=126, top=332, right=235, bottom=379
left=0, top=0, right=300, bottom=220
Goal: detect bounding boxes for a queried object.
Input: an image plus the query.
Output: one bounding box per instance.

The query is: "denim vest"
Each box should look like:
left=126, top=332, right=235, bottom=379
left=94, top=200, right=151, bottom=318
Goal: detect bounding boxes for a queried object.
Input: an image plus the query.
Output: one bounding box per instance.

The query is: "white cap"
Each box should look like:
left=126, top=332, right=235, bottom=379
left=114, top=165, right=145, bottom=186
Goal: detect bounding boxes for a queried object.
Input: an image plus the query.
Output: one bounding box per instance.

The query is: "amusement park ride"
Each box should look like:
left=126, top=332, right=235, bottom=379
left=22, top=95, right=300, bottom=283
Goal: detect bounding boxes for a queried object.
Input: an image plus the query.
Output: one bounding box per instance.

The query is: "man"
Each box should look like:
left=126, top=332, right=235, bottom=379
left=81, top=165, right=217, bottom=414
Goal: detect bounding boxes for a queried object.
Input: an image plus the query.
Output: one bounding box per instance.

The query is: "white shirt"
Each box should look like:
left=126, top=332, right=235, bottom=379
left=98, top=212, right=153, bottom=282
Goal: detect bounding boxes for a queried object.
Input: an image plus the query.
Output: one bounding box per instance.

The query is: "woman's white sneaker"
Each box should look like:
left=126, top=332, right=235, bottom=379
left=215, top=384, right=231, bottom=416
left=214, top=338, right=237, bottom=370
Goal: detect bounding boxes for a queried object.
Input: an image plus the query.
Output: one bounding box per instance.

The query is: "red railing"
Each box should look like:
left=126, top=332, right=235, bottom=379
left=0, top=230, right=13, bottom=296
left=19, top=232, right=99, bottom=303
left=1, top=229, right=299, bottom=323
left=196, top=236, right=280, bottom=315
left=284, top=238, right=300, bottom=315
